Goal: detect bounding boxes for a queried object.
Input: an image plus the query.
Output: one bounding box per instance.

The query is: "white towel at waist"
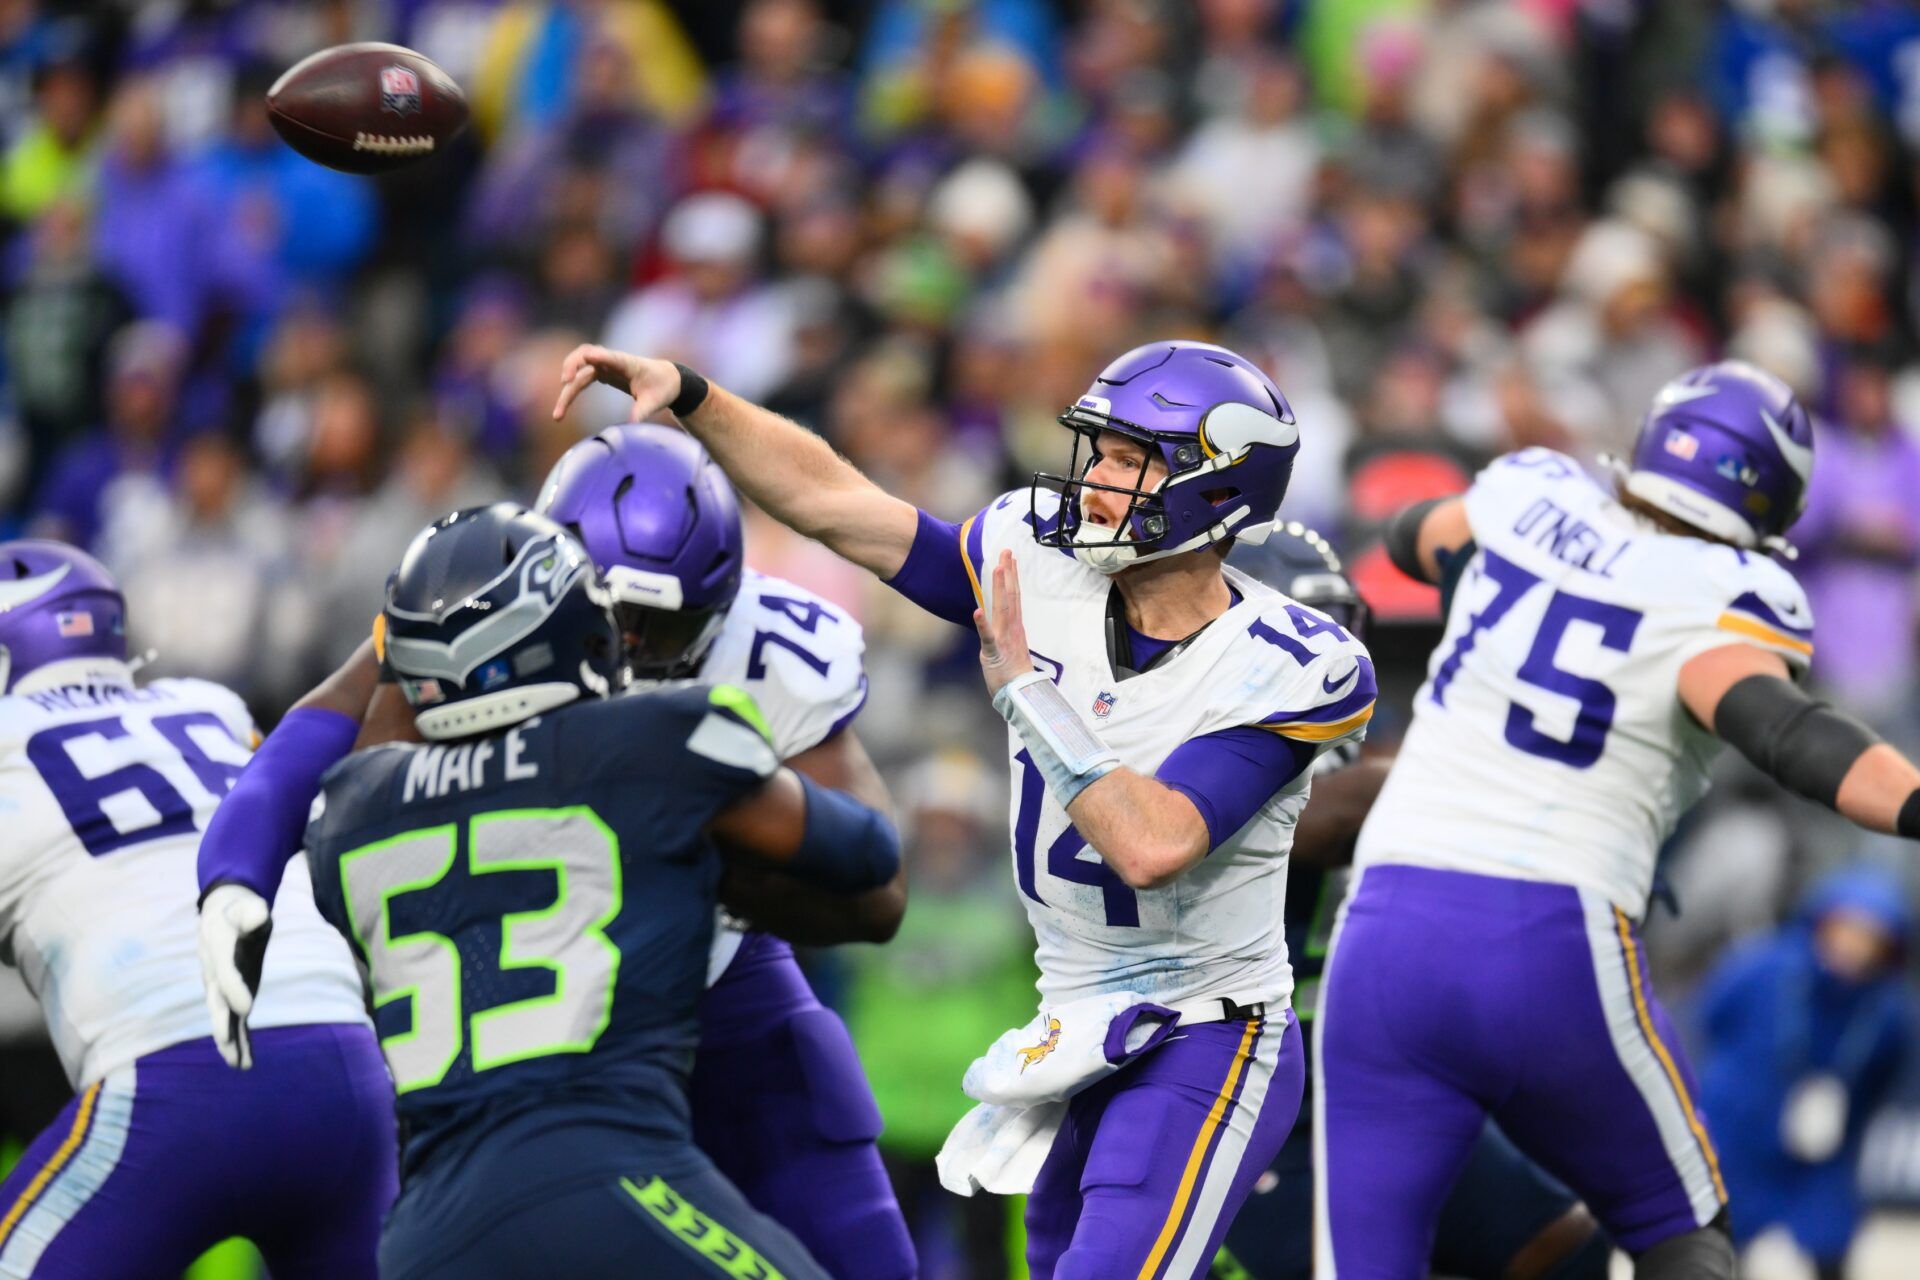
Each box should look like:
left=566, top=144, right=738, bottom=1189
left=936, top=990, right=1264, bottom=1196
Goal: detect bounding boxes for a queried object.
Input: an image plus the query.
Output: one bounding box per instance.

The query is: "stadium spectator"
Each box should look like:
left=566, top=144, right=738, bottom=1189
left=1796, top=346, right=1920, bottom=735
left=29, top=318, right=184, bottom=550
left=1697, top=863, right=1916, bottom=1275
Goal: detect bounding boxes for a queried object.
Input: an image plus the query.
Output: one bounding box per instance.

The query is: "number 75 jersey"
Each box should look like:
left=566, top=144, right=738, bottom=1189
left=1354, top=449, right=1816, bottom=914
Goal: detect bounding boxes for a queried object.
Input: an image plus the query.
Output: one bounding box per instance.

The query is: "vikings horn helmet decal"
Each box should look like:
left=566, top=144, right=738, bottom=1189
left=1034, top=340, right=1301, bottom=574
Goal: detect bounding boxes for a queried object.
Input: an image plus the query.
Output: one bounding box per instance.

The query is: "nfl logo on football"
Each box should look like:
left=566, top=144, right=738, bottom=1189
left=380, top=65, right=420, bottom=116
left=1091, top=690, right=1116, bottom=718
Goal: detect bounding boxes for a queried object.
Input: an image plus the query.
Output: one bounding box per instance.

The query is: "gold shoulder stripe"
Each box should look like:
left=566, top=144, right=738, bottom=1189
left=959, top=514, right=985, bottom=608
left=1258, top=701, right=1375, bottom=743
left=1715, top=611, right=1813, bottom=657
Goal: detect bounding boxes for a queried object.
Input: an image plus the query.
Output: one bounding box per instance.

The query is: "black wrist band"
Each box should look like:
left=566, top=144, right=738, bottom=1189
left=669, top=363, right=710, bottom=418
left=1899, top=789, right=1920, bottom=839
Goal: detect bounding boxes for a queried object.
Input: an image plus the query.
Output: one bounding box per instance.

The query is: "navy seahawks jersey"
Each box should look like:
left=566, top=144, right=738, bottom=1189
left=304, top=685, right=779, bottom=1177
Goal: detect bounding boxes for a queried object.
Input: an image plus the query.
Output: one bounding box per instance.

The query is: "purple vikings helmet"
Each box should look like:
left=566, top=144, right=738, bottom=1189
left=1622, top=360, right=1815, bottom=553
left=0, top=541, right=128, bottom=693
left=1038, top=340, right=1301, bottom=573
left=536, top=425, right=745, bottom=680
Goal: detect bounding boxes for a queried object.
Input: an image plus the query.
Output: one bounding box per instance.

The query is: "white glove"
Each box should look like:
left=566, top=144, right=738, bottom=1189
left=198, top=883, right=273, bottom=1069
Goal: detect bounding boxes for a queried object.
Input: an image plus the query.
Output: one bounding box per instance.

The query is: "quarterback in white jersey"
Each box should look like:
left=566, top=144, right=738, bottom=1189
left=0, top=541, right=392, bottom=1280
left=1317, top=363, right=1920, bottom=1280
left=554, top=339, right=1369, bottom=1278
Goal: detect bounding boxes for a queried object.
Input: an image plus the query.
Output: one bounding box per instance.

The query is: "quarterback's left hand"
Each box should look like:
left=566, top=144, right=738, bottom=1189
left=974, top=550, right=1035, bottom=698
left=198, top=883, right=274, bottom=1070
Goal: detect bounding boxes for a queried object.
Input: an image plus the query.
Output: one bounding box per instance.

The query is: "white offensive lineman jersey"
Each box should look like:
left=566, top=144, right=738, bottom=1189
left=640, top=570, right=868, bottom=983
left=1355, top=448, right=1816, bottom=914
left=970, top=489, right=1375, bottom=1010
left=0, top=671, right=370, bottom=1087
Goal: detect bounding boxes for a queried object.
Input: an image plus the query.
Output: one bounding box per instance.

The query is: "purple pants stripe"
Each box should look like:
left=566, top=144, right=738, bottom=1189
left=0, top=1025, right=395, bottom=1280
left=692, top=932, right=915, bottom=1280
left=1315, top=865, right=1723, bottom=1279
left=1025, top=1011, right=1303, bottom=1280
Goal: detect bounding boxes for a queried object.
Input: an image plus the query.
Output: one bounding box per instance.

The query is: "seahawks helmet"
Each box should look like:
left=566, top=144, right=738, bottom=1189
left=1036, top=340, right=1301, bottom=573
left=1227, top=521, right=1369, bottom=639
left=381, top=504, right=623, bottom=741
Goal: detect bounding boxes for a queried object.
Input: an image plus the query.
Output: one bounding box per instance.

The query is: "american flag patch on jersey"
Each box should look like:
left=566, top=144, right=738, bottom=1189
left=1664, top=430, right=1699, bottom=461
left=55, top=610, right=93, bottom=638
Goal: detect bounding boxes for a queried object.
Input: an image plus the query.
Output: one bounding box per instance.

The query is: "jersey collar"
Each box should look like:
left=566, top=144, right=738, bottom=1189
left=12, top=657, right=137, bottom=695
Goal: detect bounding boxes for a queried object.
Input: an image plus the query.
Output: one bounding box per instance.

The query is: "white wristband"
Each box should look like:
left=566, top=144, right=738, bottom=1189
left=992, top=672, right=1121, bottom=806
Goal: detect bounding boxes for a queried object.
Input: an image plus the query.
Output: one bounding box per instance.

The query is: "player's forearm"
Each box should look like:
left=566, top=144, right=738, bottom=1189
left=1068, top=769, right=1210, bottom=890
left=681, top=384, right=920, bottom=578
left=197, top=707, right=358, bottom=904
left=294, top=637, right=381, bottom=720
left=728, top=731, right=906, bottom=943
left=1836, top=744, right=1920, bottom=835
left=1707, top=669, right=1920, bottom=838
left=1290, top=756, right=1394, bottom=869
left=719, top=861, right=906, bottom=945
left=198, top=640, right=383, bottom=903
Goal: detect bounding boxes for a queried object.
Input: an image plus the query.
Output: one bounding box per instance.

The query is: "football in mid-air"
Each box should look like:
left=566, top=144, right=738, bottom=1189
left=267, top=42, right=466, bottom=175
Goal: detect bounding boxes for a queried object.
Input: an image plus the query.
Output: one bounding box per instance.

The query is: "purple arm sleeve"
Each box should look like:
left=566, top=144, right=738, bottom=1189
left=196, top=707, right=360, bottom=905
left=883, top=507, right=982, bottom=626
left=1156, top=726, right=1317, bottom=851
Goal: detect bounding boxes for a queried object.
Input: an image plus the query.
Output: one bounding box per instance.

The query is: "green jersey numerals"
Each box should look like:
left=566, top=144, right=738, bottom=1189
left=338, top=806, right=623, bottom=1093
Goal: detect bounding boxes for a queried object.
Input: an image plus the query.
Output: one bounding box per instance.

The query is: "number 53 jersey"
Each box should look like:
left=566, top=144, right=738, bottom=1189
left=0, top=676, right=368, bottom=1088
left=1355, top=449, right=1816, bottom=915
left=302, top=686, right=781, bottom=1176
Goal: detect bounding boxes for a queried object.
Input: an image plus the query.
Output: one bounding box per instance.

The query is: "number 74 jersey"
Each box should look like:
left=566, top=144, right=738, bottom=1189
left=1355, top=449, right=1816, bottom=914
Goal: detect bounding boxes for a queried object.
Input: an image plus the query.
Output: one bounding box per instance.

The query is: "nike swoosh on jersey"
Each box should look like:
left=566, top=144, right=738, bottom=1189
left=1323, top=664, right=1358, bottom=695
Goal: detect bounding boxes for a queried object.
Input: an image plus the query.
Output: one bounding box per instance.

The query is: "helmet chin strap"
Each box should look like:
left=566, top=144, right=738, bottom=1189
left=1072, top=506, right=1263, bottom=575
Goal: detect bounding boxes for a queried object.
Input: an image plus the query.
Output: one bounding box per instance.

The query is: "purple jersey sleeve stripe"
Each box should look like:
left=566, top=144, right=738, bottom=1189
left=1724, top=590, right=1813, bottom=640
left=882, top=508, right=980, bottom=626
left=196, top=706, right=360, bottom=904
left=1157, top=725, right=1317, bottom=851
left=1257, top=656, right=1379, bottom=726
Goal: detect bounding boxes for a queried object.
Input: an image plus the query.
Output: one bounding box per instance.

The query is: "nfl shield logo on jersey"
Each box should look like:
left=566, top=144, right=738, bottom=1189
left=380, top=65, right=421, bottom=116
left=1091, top=690, right=1116, bottom=718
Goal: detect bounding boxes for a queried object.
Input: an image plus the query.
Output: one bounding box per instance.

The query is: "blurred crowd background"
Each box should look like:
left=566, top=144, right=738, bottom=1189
left=1, top=0, right=1919, bottom=1276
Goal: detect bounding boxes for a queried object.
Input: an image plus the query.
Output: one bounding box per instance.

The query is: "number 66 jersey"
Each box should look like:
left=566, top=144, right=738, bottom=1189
left=0, top=675, right=368, bottom=1088
left=1355, top=448, right=1816, bottom=914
